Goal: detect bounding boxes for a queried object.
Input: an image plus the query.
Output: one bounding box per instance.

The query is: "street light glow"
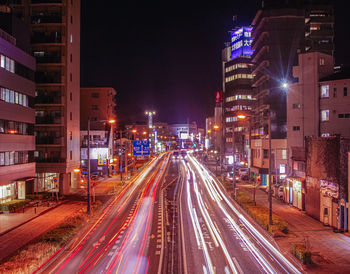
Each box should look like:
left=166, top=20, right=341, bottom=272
left=143, top=131, right=147, bottom=135
left=73, top=168, right=80, bottom=173
left=282, top=81, right=289, bottom=89
left=213, top=124, right=220, bottom=129
left=108, top=119, right=116, bottom=124
left=237, top=114, right=246, bottom=119
left=132, top=129, right=137, bottom=133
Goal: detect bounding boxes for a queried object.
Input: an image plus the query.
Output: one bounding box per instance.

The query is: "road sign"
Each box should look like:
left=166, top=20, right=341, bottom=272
left=133, top=140, right=150, bottom=156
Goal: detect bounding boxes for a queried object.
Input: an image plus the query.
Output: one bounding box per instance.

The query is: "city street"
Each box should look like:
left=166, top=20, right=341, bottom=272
left=34, top=151, right=302, bottom=274
left=38, top=154, right=170, bottom=273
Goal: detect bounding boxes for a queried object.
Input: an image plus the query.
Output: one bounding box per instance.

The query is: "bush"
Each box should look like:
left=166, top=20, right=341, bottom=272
left=0, top=200, right=30, bottom=212
left=291, top=243, right=312, bottom=264
left=234, top=192, right=289, bottom=234
left=26, top=192, right=52, bottom=201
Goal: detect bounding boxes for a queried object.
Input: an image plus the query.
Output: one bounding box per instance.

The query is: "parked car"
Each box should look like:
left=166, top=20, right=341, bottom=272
left=238, top=167, right=249, bottom=180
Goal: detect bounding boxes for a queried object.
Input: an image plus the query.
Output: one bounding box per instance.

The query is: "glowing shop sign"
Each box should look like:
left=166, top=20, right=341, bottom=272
left=230, top=26, right=253, bottom=60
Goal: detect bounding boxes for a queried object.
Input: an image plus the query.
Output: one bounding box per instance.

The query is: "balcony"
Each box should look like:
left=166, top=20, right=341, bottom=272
left=35, top=95, right=62, bottom=105
left=35, top=116, right=61, bottom=125
left=31, top=32, right=62, bottom=44
left=35, top=72, right=62, bottom=84
left=36, top=136, right=63, bottom=145
left=35, top=158, right=65, bottom=163
left=31, top=14, right=62, bottom=24
left=31, top=0, right=62, bottom=4
left=35, top=55, right=62, bottom=64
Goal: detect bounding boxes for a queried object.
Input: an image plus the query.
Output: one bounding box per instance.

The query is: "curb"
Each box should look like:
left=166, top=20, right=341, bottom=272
left=0, top=200, right=68, bottom=237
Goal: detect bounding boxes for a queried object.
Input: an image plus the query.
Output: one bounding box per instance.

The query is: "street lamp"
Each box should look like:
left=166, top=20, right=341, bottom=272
left=87, top=118, right=115, bottom=215
left=237, top=113, right=255, bottom=204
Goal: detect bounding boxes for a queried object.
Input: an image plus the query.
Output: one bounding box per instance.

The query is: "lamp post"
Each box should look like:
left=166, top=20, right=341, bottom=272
left=87, top=118, right=115, bottom=215
left=237, top=114, right=255, bottom=204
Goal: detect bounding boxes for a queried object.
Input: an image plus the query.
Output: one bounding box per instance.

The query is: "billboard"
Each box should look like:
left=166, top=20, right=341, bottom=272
left=230, top=26, right=253, bottom=60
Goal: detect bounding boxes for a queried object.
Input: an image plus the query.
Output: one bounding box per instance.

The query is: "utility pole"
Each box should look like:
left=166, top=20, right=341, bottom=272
left=125, top=141, right=128, bottom=179
left=120, top=130, right=123, bottom=182
left=232, top=127, right=236, bottom=197
left=268, top=111, right=273, bottom=226
left=87, top=118, right=91, bottom=215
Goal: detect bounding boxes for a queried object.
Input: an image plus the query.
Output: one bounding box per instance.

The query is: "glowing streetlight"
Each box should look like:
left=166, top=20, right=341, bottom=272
left=132, top=129, right=137, bottom=133
left=73, top=168, right=80, bottom=173
left=213, top=124, right=220, bottom=130
left=237, top=114, right=247, bottom=120
left=282, top=81, right=289, bottom=90
left=143, top=131, right=147, bottom=135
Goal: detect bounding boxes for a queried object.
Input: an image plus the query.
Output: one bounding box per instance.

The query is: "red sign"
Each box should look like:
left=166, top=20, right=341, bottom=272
left=215, top=91, right=223, bottom=103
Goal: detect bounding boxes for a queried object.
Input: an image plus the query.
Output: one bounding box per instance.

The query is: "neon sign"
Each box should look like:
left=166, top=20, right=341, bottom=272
left=230, top=26, right=253, bottom=60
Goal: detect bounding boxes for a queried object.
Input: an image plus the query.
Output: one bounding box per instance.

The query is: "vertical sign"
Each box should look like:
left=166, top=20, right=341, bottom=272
left=230, top=26, right=253, bottom=60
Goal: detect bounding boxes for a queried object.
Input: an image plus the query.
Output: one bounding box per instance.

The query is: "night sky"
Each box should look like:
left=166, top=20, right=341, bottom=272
left=81, top=0, right=349, bottom=128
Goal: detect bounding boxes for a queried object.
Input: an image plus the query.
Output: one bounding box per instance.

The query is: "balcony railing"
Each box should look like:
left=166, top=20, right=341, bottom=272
left=35, top=73, right=62, bottom=84
left=36, top=116, right=61, bottom=124
left=31, top=32, right=61, bottom=44
left=35, top=55, right=62, bottom=64
left=35, top=158, right=65, bottom=163
left=31, top=0, right=62, bottom=4
left=35, top=95, right=61, bottom=104
left=32, top=15, right=62, bottom=24
left=36, top=136, right=62, bottom=145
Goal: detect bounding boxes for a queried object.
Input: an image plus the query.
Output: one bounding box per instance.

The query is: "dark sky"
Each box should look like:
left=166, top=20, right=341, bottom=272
left=81, top=1, right=349, bottom=128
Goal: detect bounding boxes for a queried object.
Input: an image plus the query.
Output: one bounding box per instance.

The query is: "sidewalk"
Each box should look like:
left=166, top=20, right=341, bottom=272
left=237, top=183, right=350, bottom=273
left=0, top=200, right=64, bottom=235
left=0, top=201, right=84, bottom=262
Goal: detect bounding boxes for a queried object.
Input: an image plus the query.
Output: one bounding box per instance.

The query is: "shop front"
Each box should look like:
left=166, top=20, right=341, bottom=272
left=286, top=177, right=305, bottom=210
left=34, top=173, right=60, bottom=193
left=319, top=180, right=339, bottom=228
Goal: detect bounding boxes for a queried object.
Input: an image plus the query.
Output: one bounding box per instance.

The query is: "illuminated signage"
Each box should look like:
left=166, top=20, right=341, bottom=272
left=230, top=26, right=253, bottom=60
left=215, top=91, right=223, bottom=103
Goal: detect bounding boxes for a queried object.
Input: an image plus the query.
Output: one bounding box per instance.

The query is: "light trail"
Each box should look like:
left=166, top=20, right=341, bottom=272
left=187, top=153, right=301, bottom=274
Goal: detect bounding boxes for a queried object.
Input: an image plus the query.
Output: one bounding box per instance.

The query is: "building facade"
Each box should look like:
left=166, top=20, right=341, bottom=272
left=11, top=0, right=81, bottom=194
left=0, top=15, right=36, bottom=202
left=222, top=26, right=254, bottom=167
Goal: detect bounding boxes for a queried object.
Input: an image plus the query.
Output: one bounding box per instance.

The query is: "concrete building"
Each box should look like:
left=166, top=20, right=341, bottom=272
left=11, top=0, right=81, bottom=194
left=80, top=87, right=117, bottom=130
left=80, top=87, right=117, bottom=176
left=0, top=14, right=35, bottom=202
left=287, top=54, right=350, bottom=206
left=305, top=136, right=350, bottom=230
left=250, top=138, right=287, bottom=186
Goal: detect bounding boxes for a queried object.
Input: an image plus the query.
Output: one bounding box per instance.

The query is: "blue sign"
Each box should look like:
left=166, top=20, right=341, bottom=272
left=230, top=26, right=253, bottom=60
left=133, top=140, right=150, bottom=156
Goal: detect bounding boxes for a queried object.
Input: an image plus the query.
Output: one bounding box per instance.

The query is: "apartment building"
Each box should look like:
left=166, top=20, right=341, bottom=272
left=11, top=0, right=81, bottom=194
left=0, top=13, right=35, bottom=202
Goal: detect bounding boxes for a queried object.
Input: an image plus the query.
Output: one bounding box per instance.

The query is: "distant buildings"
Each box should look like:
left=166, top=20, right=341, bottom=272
left=11, top=0, right=81, bottom=194
left=0, top=11, right=36, bottom=202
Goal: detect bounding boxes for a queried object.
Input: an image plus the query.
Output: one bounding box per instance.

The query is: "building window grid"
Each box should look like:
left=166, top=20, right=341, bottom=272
left=0, top=54, right=15, bottom=73
left=0, top=151, right=30, bottom=166
left=225, top=73, right=253, bottom=83
left=0, top=87, right=29, bottom=107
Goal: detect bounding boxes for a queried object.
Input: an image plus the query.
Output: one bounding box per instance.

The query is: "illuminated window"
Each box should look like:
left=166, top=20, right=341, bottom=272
left=320, top=85, right=329, bottom=98
left=321, top=110, right=329, bottom=121
left=281, top=149, right=287, bottom=160
left=293, top=103, right=301, bottom=109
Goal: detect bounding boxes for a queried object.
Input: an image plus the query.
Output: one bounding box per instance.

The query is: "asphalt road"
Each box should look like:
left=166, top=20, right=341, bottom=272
left=37, top=151, right=301, bottom=274
left=40, top=153, right=171, bottom=274
left=177, top=152, right=301, bottom=274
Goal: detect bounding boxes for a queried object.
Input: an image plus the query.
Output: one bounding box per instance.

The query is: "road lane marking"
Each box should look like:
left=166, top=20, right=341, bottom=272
left=232, top=257, right=244, bottom=274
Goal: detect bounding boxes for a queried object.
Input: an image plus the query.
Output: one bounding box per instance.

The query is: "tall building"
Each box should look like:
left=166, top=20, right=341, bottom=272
left=222, top=26, right=254, bottom=166
left=10, top=0, right=81, bottom=194
left=0, top=11, right=36, bottom=202
left=250, top=0, right=334, bottom=180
